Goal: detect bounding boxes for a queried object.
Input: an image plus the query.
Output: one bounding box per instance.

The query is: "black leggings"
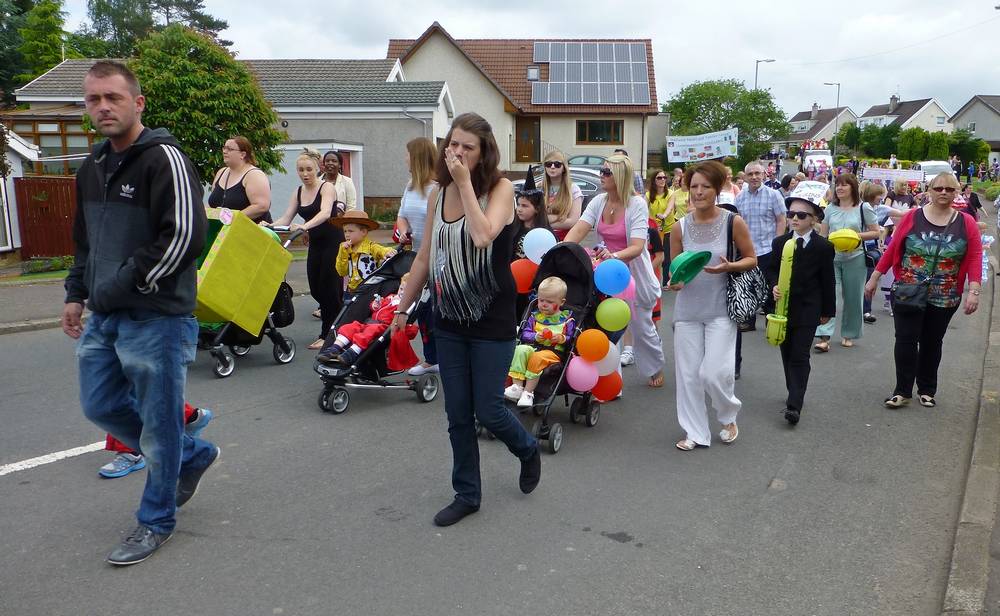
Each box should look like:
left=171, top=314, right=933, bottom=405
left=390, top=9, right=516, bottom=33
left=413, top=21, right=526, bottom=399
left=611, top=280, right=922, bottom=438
left=306, top=234, right=343, bottom=340
left=892, top=303, right=959, bottom=397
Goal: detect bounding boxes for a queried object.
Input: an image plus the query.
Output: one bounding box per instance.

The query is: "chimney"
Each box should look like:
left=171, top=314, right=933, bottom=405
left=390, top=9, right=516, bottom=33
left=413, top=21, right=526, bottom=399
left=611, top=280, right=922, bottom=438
left=810, top=102, right=819, bottom=120
left=889, top=94, right=899, bottom=113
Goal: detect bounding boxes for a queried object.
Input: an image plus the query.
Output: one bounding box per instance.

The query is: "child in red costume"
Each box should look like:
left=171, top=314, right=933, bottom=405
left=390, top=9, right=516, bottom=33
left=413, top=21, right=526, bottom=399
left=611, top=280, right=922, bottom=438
left=317, top=273, right=410, bottom=366
left=100, top=403, right=213, bottom=478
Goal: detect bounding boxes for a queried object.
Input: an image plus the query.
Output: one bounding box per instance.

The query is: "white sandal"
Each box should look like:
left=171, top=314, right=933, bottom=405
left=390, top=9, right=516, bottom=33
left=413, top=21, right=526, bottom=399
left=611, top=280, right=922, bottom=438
left=719, top=424, right=739, bottom=444
left=675, top=438, right=698, bottom=451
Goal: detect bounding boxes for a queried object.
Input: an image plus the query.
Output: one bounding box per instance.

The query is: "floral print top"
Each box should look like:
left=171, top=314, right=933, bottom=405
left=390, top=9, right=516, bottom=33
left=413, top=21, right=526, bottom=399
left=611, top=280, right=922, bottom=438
left=898, top=210, right=968, bottom=308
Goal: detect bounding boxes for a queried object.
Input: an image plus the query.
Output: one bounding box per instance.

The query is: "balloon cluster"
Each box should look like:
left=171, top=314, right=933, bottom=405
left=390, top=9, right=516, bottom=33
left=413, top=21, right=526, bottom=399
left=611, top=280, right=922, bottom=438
left=510, top=228, right=558, bottom=293
left=593, top=259, right=632, bottom=331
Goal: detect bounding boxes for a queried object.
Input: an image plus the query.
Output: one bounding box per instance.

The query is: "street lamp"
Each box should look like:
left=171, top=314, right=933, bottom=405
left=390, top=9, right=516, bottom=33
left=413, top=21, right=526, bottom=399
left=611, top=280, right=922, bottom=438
left=754, top=59, right=775, bottom=90
left=824, top=81, right=841, bottom=157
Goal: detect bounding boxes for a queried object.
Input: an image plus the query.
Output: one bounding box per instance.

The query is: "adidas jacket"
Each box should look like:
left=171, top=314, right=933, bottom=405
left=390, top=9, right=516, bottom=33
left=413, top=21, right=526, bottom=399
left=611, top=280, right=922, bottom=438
left=65, top=127, right=207, bottom=315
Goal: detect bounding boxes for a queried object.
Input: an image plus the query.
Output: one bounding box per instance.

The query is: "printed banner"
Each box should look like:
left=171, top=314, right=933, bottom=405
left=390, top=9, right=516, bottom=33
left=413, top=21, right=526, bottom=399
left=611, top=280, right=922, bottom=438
left=859, top=168, right=925, bottom=182
left=666, top=129, right=738, bottom=163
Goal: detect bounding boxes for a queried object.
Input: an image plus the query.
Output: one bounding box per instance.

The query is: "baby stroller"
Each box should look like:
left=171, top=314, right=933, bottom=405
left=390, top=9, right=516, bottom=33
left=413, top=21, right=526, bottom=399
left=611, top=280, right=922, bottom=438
left=197, top=228, right=302, bottom=378
left=313, top=249, right=437, bottom=414
left=501, top=242, right=600, bottom=454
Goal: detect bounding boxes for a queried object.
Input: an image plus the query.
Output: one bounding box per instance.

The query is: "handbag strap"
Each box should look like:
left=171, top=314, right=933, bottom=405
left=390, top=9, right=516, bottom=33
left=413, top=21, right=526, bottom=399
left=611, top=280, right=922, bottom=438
left=923, top=210, right=958, bottom=280
left=725, top=211, right=736, bottom=263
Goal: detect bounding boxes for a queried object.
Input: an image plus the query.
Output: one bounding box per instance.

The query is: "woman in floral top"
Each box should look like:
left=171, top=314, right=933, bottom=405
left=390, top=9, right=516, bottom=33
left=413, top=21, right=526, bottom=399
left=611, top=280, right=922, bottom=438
left=866, top=172, right=983, bottom=409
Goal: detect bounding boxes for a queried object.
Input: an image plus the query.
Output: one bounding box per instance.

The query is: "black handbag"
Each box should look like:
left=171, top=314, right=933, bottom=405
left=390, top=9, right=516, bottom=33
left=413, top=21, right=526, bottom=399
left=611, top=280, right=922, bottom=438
left=891, top=212, right=957, bottom=311
left=858, top=205, right=881, bottom=268
left=724, top=213, right=769, bottom=322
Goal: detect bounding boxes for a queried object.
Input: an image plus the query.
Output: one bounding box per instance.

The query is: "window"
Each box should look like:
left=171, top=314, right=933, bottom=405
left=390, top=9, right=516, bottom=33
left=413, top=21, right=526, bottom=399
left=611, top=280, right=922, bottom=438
left=968, top=121, right=976, bottom=133
left=936, top=116, right=945, bottom=125
left=526, top=65, right=539, bottom=81
left=1, top=117, right=96, bottom=175
left=576, top=119, right=624, bottom=145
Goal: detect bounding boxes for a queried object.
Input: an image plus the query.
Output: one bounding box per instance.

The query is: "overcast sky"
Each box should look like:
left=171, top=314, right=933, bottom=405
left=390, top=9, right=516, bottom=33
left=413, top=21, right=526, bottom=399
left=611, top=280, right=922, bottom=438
left=63, top=0, right=1000, bottom=120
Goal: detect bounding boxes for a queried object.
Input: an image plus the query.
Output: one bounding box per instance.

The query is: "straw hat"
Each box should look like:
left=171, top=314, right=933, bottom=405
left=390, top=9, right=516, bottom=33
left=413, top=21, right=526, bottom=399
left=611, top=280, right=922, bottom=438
left=330, top=209, right=379, bottom=230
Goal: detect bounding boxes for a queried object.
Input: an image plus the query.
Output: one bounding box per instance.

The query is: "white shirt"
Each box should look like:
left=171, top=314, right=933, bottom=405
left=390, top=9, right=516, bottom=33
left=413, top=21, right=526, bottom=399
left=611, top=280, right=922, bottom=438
left=793, top=229, right=813, bottom=247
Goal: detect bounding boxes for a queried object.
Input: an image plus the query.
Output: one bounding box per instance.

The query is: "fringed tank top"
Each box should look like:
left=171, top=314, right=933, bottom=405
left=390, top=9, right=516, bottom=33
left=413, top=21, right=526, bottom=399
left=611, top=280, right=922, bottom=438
left=430, top=186, right=517, bottom=340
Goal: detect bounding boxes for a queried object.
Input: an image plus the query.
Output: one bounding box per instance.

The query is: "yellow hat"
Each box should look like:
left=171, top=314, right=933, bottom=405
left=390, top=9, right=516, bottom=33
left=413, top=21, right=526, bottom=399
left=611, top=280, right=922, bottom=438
left=828, top=228, right=861, bottom=252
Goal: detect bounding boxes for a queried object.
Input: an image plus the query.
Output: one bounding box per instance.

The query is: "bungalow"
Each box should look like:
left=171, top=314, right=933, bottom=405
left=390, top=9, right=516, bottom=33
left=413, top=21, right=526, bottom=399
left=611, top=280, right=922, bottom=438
left=949, top=95, right=1000, bottom=165
left=387, top=22, right=659, bottom=174
left=772, top=103, right=858, bottom=153
left=857, top=95, right=952, bottom=133
left=1, top=128, right=40, bottom=255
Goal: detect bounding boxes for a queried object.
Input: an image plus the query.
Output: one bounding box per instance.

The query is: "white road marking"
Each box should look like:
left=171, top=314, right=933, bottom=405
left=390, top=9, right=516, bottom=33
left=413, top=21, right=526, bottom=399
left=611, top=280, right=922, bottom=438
left=0, top=441, right=104, bottom=477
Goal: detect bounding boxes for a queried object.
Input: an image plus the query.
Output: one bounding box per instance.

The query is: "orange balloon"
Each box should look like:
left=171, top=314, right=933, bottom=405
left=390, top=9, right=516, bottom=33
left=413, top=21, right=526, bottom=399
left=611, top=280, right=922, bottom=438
left=591, top=371, right=622, bottom=401
left=576, top=329, right=610, bottom=362
left=511, top=258, right=538, bottom=294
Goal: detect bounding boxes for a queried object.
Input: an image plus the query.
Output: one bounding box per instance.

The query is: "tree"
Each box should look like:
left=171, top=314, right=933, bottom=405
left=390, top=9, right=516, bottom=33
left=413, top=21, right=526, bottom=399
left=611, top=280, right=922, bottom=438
left=896, top=127, right=929, bottom=161
left=0, top=0, right=31, bottom=106
left=876, top=124, right=900, bottom=159
left=84, top=0, right=228, bottom=56
left=835, top=122, right=861, bottom=153
left=927, top=131, right=949, bottom=160
left=130, top=24, right=285, bottom=181
left=664, top=79, right=789, bottom=166
left=150, top=0, right=229, bottom=45
left=858, top=124, right=881, bottom=157
left=949, top=128, right=991, bottom=164
left=16, top=0, right=66, bottom=82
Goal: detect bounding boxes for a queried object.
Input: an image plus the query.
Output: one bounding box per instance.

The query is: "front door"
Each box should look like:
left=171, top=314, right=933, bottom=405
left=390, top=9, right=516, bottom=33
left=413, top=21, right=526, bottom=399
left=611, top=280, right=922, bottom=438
left=515, top=116, right=540, bottom=163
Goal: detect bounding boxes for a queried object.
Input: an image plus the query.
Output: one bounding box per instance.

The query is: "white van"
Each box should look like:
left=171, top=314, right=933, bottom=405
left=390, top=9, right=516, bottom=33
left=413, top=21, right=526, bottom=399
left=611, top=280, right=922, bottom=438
left=915, top=161, right=953, bottom=184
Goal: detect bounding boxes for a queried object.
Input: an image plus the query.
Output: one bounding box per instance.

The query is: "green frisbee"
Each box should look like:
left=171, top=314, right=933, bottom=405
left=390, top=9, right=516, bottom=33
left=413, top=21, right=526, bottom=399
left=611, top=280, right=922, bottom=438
left=669, top=250, right=713, bottom=285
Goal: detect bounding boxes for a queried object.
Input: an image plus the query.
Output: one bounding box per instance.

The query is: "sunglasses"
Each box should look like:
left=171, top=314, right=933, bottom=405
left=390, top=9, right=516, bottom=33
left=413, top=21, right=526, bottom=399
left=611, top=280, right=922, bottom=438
left=655, top=176, right=667, bottom=180
left=786, top=210, right=813, bottom=220
left=931, top=186, right=956, bottom=193
left=543, top=161, right=564, bottom=169
left=599, top=168, right=613, bottom=177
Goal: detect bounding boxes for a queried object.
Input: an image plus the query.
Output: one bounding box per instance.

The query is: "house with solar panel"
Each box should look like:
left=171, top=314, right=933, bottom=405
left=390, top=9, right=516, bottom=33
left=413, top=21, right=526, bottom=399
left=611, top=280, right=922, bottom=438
left=388, top=22, right=660, bottom=174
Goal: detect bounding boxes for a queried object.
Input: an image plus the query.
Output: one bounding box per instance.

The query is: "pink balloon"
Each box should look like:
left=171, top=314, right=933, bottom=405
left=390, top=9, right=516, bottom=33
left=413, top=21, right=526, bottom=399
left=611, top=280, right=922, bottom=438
left=566, top=356, right=599, bottom=392
left=614, top=277, right=636, bottom=301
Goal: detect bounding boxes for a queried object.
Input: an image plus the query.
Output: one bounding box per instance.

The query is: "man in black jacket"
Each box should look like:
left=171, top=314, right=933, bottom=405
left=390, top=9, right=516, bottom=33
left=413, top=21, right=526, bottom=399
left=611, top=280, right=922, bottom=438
left=764, top=183, right=836, bottom=426
left=62, top=61, right=217, bottom=565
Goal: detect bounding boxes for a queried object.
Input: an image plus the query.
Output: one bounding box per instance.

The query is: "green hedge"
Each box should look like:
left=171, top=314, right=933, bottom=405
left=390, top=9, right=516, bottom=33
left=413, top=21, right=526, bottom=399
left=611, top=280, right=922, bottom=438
left=973, top=180, right=1000, bottom=201
left=20, top=255, right=74, bottom=275
left=835, top=157, right=916, bottom=168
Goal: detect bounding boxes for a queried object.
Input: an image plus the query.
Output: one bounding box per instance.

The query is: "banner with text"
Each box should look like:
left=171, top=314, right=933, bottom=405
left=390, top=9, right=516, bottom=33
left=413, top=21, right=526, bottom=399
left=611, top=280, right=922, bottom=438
left=859, top=168, right=925, bottom=183
left=666, top=129, right=738, bottom=163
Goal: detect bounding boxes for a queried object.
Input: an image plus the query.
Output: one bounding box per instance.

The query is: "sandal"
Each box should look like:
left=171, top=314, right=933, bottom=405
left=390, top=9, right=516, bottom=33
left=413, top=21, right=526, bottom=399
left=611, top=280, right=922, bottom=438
left=648, top=372, right=665, bottom=388
left=813, top=341, right=830, bottom=353
left=719, top=423, right=739, bottom=444
left=307, top=339, right=325, bottom=350
left=919, top=395, right=936, bottom=408
left=884, top=395, right=911, bottom=409
left=675, top=438, right=699, bottom=451
left=840, top=339, right=854, bottom=348
left=311, top=308, right=322, bottom=319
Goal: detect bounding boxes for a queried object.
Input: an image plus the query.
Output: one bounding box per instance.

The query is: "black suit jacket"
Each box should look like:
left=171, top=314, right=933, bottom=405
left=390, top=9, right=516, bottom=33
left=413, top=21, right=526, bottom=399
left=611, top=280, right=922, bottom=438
left=765, top=232, right=836, bottom=328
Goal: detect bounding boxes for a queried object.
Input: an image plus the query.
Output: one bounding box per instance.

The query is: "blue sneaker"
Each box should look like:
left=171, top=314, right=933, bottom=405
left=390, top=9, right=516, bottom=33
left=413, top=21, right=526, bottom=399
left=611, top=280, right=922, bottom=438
left=184, top=408, right=214, bottom=438
left=99, top=453, right=146, bottom=478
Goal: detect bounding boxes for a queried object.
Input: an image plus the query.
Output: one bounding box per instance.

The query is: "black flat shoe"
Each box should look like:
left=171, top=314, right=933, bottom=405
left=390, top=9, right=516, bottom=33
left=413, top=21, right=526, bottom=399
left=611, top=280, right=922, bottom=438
left=176, top=446, right=220, bottom=508
left=106, top=525, right=172, bottom=566
left=784, top=408, right=800, bottom=426
left=433, top=500, right=479, bottom=527
left=519, top=447, right=541, bottom=494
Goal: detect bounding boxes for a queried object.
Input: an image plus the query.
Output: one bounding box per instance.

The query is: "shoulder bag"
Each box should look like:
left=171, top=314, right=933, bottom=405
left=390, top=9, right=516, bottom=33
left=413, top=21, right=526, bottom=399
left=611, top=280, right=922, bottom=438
left=859, top=205, right=882, bottom=268
left=725, top=213, right=770, bottom=322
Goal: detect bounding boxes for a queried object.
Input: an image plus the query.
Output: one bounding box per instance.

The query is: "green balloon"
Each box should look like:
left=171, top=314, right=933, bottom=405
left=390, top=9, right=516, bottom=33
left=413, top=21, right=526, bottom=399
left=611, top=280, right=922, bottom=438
left=596, top=298, right=631, bottom=332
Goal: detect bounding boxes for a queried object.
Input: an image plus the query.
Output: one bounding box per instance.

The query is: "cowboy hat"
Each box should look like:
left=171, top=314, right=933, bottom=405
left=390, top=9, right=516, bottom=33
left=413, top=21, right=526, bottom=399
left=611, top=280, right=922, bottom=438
left=330, top=209, right=379, bottom=231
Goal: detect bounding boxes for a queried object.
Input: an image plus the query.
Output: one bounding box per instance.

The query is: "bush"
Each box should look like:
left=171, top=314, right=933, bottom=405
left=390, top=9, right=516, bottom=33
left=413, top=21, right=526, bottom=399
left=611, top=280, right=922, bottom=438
left=973, top=180, right=1000, bottom=201
left=20, top=255, right=73, bottom=274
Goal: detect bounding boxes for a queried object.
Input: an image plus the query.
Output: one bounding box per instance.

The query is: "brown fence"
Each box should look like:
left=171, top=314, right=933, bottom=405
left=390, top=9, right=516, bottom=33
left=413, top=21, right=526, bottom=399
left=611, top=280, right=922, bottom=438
left=14, top=176, right=76, bottom=258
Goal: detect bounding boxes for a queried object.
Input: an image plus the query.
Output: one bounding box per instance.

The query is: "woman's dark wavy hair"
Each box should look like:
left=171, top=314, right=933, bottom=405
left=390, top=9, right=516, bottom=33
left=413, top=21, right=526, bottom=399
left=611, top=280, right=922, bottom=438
left=435, top=112, right=503, bottom=198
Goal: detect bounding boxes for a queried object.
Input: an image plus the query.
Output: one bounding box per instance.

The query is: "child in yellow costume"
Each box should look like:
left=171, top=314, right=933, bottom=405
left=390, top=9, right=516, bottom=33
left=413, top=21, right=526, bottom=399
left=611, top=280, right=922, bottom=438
left=331, top=210, right=396, bottom=292
left=504, top=276, right=575, bottom=408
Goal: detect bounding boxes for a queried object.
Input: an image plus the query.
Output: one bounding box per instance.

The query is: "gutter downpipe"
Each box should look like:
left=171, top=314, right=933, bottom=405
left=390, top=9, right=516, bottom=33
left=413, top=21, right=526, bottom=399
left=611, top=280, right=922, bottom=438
left=402, top=108, right=429, bottom=138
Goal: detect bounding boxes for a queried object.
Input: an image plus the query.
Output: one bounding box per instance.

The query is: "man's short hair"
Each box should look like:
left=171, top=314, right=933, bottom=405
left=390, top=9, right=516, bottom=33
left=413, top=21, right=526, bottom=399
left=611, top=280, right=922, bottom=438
left=86, top=61, right=141, bottom=97
left=744, top=161, right=765, bottom=174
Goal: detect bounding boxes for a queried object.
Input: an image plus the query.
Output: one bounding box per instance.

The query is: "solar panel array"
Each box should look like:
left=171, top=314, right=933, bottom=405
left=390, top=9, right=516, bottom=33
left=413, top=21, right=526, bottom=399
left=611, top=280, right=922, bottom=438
left=530, top=41, right=650, bottom=105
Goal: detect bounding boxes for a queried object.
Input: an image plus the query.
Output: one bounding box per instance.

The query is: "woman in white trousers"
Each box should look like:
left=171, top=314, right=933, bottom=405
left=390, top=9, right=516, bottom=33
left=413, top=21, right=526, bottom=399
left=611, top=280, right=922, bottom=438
left=667, top=161, right=757, bottom=450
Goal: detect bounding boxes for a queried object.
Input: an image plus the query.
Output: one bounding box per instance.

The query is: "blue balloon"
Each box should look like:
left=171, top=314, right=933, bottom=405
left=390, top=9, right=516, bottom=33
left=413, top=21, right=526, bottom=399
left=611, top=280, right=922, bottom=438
left=594, top=258, right=631, bottom=296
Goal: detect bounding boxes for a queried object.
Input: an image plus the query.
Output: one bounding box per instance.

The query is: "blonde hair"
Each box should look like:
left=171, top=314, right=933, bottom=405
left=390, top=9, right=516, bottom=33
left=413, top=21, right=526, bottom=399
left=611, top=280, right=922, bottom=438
left=296, top=148, right=322, bottom=176
left=406, top=137, right=437, bottom=197
left=605, top=153, right=633, bottom=208
left=928, top=171, right=960, bottom=190
left=859, top=180, right=886, bottom=204
left=537, top=276, right=567, bottom=300
left=892, top=179, right=910, bottom=195
left=542, top=150, right=573, bottom=220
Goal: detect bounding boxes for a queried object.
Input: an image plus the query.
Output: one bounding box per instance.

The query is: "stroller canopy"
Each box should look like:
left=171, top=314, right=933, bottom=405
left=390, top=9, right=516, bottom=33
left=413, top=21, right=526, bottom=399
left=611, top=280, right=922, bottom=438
left=531, top=242, right=595, bottom=310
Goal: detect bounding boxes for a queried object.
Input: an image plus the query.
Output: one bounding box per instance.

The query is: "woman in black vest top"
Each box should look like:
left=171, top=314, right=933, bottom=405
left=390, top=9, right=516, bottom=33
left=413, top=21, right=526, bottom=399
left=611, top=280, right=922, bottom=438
left=209, top=136, right=271, bottom=223
left=392, top=114, right=541, bottom=527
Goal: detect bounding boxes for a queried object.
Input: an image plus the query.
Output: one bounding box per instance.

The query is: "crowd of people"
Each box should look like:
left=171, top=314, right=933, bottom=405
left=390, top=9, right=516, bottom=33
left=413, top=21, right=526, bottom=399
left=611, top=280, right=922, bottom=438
left=59, top=61, right=989, bottom=566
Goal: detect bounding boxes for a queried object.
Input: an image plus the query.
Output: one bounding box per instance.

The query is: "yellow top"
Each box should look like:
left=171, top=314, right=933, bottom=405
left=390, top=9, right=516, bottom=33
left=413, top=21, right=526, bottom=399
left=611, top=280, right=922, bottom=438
left=647, top=191, right=674, bottom=234
left=670, top=189, right=689, bottom=223
left=335, top=237, right=395, bottom=290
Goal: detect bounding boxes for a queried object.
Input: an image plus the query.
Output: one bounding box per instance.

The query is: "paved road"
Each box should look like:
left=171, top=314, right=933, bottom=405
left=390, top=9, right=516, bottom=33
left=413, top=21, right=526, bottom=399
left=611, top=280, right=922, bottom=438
left=0, top=289, right=989, bottom=616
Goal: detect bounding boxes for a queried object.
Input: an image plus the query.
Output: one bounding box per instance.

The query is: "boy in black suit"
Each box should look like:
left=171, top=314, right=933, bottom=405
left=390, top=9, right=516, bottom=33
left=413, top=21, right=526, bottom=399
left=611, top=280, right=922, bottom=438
left=765, top=184, right=836, bottom=426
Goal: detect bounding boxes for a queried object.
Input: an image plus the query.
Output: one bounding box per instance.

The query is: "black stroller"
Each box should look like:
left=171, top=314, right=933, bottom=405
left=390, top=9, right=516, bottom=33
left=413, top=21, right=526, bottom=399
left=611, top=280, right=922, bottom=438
left=502, top=242, right=600, bottom=454
left=197, top=228, right=302, bottom=378
left=313, top=250, right=437, bottom=414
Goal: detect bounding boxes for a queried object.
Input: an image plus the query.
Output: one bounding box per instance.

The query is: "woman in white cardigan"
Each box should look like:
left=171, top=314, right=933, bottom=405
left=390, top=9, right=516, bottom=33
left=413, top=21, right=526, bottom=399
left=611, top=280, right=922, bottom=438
left=564, top=154, right=665, bottom=387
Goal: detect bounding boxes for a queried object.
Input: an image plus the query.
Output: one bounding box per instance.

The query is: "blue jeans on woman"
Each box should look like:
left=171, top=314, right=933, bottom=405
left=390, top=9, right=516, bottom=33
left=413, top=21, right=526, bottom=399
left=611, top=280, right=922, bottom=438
left=435, top=329, right=537, bottom=507
left=77, top=310, right=216, bottom=535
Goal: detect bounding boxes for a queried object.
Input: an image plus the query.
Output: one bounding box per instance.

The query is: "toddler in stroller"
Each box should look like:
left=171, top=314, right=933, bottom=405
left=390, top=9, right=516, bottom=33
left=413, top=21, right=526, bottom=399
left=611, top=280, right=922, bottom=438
left=316, top=273, right=410, bottom=365
left=504, top=276, right=576, bottom=408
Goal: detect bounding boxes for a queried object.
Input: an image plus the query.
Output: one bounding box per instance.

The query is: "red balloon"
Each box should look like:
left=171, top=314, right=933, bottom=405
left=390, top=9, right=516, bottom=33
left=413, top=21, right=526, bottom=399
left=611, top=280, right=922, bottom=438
left=511, top=258, right=538, bottom=294
left=591, top=371, right=622, bottom=401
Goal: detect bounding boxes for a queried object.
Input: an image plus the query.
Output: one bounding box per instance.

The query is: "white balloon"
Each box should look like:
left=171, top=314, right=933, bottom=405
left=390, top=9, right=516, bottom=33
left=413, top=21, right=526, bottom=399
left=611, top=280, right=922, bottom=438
left=524, top=228, right=557, bottom=264
left=595, top=343, right=621, bottom=376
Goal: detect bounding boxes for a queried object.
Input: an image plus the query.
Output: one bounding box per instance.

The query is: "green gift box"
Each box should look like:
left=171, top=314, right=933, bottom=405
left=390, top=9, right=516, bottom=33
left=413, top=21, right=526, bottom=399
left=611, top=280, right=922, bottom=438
left=195, top=208, right=292, bottom=334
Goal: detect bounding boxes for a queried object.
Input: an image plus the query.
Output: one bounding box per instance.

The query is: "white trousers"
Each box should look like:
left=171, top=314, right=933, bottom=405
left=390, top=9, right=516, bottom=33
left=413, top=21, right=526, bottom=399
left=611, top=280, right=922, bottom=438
left=674, top=316, right=742, bottom=446
left=626, top=301, right=666, bottom=379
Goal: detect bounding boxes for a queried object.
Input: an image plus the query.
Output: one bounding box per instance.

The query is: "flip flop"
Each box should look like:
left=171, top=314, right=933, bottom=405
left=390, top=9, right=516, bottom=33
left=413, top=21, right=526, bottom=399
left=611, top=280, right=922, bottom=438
left=648, top=372, right=665, bottom=388
left=840, top=339, right=854, bottom=348
left=813, top=341, right=830, bottom=353
left=675, top=439, right=701, bottom=451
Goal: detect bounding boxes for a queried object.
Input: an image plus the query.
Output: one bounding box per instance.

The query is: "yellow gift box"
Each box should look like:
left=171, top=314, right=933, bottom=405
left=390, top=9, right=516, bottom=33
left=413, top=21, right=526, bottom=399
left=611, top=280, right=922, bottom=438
left=195, top=208, right=292, bottom=334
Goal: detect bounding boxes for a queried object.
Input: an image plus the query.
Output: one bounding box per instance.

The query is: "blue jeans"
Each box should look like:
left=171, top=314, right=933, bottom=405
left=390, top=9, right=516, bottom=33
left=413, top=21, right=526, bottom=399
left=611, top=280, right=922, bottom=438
left=435, top=329, right=537, bottom=507
left=77, top=310, right=215, bottom=534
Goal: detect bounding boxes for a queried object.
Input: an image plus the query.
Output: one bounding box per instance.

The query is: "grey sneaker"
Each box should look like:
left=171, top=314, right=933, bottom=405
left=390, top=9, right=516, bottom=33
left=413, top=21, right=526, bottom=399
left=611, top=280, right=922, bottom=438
left=176, top=446, right=221, bottom=508
left=98, top=453, right=146, bottom=478
left=106, top=524, right=172, bottom=566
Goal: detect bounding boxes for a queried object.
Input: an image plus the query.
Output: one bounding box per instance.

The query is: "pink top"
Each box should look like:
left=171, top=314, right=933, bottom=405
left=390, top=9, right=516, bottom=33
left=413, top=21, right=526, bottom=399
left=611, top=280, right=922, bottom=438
left=597, top=211, right=629, bottom=252
left=876, top=208, right=983, bottom=294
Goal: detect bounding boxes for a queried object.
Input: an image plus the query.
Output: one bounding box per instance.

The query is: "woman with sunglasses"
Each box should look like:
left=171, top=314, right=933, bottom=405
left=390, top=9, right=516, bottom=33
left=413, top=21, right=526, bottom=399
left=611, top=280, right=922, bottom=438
left=541, top=151, right=583, bottom=241
left=208, top=136, right=272, bottom=223
left=866, top=172, right=982, bottom=409
left=565, top=154, right=665, bottom=388
left=646, top=168, right=673, bottom=284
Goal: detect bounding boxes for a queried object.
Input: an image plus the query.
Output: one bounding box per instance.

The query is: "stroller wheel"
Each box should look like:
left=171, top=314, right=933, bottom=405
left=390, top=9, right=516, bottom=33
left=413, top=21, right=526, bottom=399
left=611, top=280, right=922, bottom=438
left=213, top=353, right=235, bottom=378
left=585, top=401, right=600, bottom=428
left=273, top=338, right=296, bottom=364
left=547, top=422, right=563, bottom=454
left=229, top=344, right=251, bottom=357
left=319, top=387, right=349, bottom=414
left=415, top=374, right=439, bottom=403
left=569, top=398, right=586, bottom=424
